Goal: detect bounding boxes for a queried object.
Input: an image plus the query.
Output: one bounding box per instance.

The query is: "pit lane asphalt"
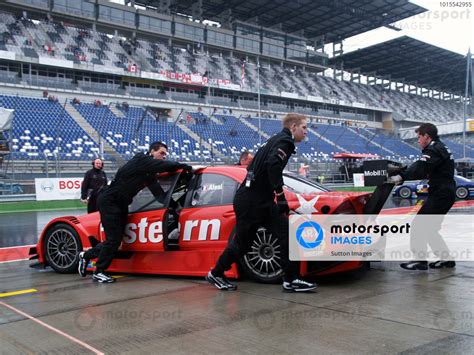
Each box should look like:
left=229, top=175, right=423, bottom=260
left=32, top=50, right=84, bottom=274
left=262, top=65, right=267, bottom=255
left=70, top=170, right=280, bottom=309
left=0, top=260, right=473, bottom=353
left=1, top=200, right=473, bottom=353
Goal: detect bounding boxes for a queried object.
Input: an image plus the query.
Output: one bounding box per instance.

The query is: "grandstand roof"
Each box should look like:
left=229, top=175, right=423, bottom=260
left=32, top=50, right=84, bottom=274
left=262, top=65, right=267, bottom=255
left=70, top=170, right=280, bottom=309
left=329, top=36, right=471, bottom=95
left=134, top=0, right=426, bottom=43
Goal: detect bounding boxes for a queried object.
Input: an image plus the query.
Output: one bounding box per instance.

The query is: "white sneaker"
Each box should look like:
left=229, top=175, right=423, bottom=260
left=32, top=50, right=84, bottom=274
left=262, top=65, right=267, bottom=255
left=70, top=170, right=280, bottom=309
left=78, top=252, right=88, bottom=277
left=92, top=272, right=115, bottom=283
left=282, top=279, right=318, bottom=292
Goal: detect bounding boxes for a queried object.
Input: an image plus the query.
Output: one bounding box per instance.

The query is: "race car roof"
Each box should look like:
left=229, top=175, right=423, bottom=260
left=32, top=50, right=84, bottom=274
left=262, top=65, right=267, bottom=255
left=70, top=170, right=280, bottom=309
left=329, top=36, right=472, bottom=95
left=133, top=0, right=426, bottom=43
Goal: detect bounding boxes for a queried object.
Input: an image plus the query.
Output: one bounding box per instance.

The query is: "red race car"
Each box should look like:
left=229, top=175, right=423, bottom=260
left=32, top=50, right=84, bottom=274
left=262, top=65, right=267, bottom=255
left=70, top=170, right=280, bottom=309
left=29, top=166, right=389, bottom=283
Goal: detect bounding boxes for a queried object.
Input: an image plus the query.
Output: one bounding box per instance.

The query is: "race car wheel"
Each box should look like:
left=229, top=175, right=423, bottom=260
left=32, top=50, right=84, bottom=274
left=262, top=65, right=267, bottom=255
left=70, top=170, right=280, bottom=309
left=398, top=186, right=412, bottom=199
left=455, top=186, right=468, bottom=199
left=241, top=227, right=283, bottom=284
left=43, top=223, right=82, bottom=273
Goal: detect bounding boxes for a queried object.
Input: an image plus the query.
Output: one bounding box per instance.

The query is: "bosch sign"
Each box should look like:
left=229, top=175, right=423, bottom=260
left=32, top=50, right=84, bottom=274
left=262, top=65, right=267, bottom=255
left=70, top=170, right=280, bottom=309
left=35, top=178, right=84, bottom=201
left=59, top=180, right=82, bottom=190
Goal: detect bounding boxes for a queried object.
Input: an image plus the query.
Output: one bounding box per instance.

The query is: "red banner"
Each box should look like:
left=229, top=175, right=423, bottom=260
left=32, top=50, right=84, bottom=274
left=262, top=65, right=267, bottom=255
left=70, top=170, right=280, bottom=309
left=158, top=70, right=236, bottom=88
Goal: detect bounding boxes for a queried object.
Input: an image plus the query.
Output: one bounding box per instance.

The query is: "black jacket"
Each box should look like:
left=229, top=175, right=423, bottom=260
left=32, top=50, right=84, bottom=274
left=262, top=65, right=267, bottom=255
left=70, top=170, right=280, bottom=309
left=104, top=153, right=188, bottom=205
left=244, top=127, right=295, bottom=202
left=81, top=168, right=107, bottom=200
left=400, top=139, right=455, bottom=189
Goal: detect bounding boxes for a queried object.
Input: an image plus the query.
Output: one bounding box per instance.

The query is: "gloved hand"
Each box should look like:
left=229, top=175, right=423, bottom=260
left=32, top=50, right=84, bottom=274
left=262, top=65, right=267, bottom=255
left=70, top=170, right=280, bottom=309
left=276, top=193, right=290, bottom=215
left=182, top=164, right=193, bottom=173
left=387, top=175, right=403, bottom=185
left=387, top=163, right=407, bottom=177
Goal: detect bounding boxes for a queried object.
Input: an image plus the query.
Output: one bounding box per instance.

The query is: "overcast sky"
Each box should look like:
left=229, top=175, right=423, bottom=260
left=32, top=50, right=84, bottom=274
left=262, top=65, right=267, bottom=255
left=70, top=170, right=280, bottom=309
left=339, top=0, right=473, bottom=56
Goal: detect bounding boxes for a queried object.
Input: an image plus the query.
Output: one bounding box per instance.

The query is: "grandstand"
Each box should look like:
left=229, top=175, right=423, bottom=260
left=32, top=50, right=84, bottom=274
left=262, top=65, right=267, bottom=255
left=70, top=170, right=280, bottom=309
left=0, top=0, right=472, bottom=184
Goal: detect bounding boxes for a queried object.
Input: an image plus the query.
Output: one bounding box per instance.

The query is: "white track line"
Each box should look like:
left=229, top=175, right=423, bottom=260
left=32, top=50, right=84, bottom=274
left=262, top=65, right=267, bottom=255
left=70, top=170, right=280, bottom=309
left=0, top=245, right=35, bottom=250
left=0, top=301, right=104, bottom=355
left=0, top=258, right=29, bottom=264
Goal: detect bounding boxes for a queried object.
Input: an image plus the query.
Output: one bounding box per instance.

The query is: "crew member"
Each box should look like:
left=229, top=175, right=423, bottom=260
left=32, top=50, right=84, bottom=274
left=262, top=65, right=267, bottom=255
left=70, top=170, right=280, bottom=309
left=237, top=151, right=254, bottom=167
left=389, top=123, right=456, bottom=270
left=81, top=158, right=107, bottom=213
left=78, top=142, right=192, bottom=283
left=206, top=113, right=317, bottom=292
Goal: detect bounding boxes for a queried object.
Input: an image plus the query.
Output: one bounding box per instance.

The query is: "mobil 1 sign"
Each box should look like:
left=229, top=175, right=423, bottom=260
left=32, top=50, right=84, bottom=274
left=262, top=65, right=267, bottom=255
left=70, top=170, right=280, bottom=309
left=363, top=160, right=397, bottom=186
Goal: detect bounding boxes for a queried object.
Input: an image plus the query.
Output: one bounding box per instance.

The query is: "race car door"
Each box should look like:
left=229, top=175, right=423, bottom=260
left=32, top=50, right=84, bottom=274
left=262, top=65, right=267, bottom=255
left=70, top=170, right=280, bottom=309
left=178, top=172, right=239, bottom=251
left=98, top=173, right=181, bottom=252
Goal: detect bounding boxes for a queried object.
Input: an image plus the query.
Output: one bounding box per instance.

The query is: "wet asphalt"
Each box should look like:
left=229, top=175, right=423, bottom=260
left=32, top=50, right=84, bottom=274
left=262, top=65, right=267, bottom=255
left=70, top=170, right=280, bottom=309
left=0, top=199, right=472, bottom=354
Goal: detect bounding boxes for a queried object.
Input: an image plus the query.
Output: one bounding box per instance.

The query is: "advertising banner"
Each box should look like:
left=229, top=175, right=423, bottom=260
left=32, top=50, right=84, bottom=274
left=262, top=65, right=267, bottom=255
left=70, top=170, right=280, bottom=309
left=362, top=159, right=399, bottom=186
left=35, top=177, right=83, bottom=201
left=353, top=173, right=365, bottom=187
left=141, top=71, right=167, bottom=80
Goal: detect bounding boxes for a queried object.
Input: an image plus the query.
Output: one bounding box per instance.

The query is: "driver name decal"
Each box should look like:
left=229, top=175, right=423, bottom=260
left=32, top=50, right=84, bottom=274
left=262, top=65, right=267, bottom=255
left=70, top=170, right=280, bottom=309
left=203, top=183, right=223, bottom=191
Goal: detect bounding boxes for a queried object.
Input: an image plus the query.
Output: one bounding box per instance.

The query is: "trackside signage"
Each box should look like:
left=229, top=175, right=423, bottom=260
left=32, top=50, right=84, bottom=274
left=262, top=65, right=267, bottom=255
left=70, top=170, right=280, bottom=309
left=35, top=178, right=83, bottom=201
left=289, top=214, right=473, bottom=261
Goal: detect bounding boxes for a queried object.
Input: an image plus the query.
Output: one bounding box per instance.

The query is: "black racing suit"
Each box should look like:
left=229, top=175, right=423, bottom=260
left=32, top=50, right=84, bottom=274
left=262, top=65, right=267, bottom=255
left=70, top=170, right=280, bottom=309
left=400, top=139, right=455, bottom=260
left=212, top=127, right=299, bottom=281
left=400, top=139, right=455, bottom=214
left=81, top=167, right=107, bottom=213
left=84, top=153, right=189, bottom=273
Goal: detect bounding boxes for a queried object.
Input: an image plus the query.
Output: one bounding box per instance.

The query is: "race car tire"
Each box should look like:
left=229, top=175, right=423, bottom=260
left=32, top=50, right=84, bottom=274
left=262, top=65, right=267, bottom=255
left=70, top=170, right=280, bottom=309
left=241, top=227, right=283, bottom=284
left=455, top=186, right=468, bottom=199
left=398, top=186, right=412, bottom=199
left=43, top=223, right=82, bottom=273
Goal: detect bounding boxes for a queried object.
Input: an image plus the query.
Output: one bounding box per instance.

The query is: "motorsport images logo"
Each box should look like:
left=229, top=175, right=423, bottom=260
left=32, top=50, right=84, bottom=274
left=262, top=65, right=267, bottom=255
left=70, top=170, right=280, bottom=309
left=295, top=221, right=324, bottom=249
left=289, top=214, right=474, bottom=262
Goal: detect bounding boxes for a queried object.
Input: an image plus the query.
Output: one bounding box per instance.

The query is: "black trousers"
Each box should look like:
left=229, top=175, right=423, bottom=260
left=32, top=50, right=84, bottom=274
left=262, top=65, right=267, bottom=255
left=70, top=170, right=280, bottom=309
left=410, top=185, right=455, bottom=261
left=87, top=196, right=99, bottom=214
left=418, top=185, right=455, bottom=215
left=83, top=193, right=128, bottom=272
left=213, top=188, right=299, bottom=281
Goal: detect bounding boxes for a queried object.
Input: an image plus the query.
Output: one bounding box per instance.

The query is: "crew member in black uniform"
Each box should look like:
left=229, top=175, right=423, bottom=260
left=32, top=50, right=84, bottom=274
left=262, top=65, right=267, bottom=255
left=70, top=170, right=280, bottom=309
left=236, top=151, right=254, bottom=167
left=78, top=141, right=192, bottom=283
left=388, top=123, right=456, bottom=270
left=206, top=113, right=317, bottom=292
left=81, top=158, right=107, bottom=213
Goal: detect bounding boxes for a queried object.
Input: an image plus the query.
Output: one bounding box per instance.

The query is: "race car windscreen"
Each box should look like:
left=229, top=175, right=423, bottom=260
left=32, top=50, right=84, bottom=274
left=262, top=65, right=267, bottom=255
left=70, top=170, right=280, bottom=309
left=128, top=174, right=179, bottom=213
left=283, top=173, right=330, bottom=194
left=186, top=173, right=239, bottom=207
